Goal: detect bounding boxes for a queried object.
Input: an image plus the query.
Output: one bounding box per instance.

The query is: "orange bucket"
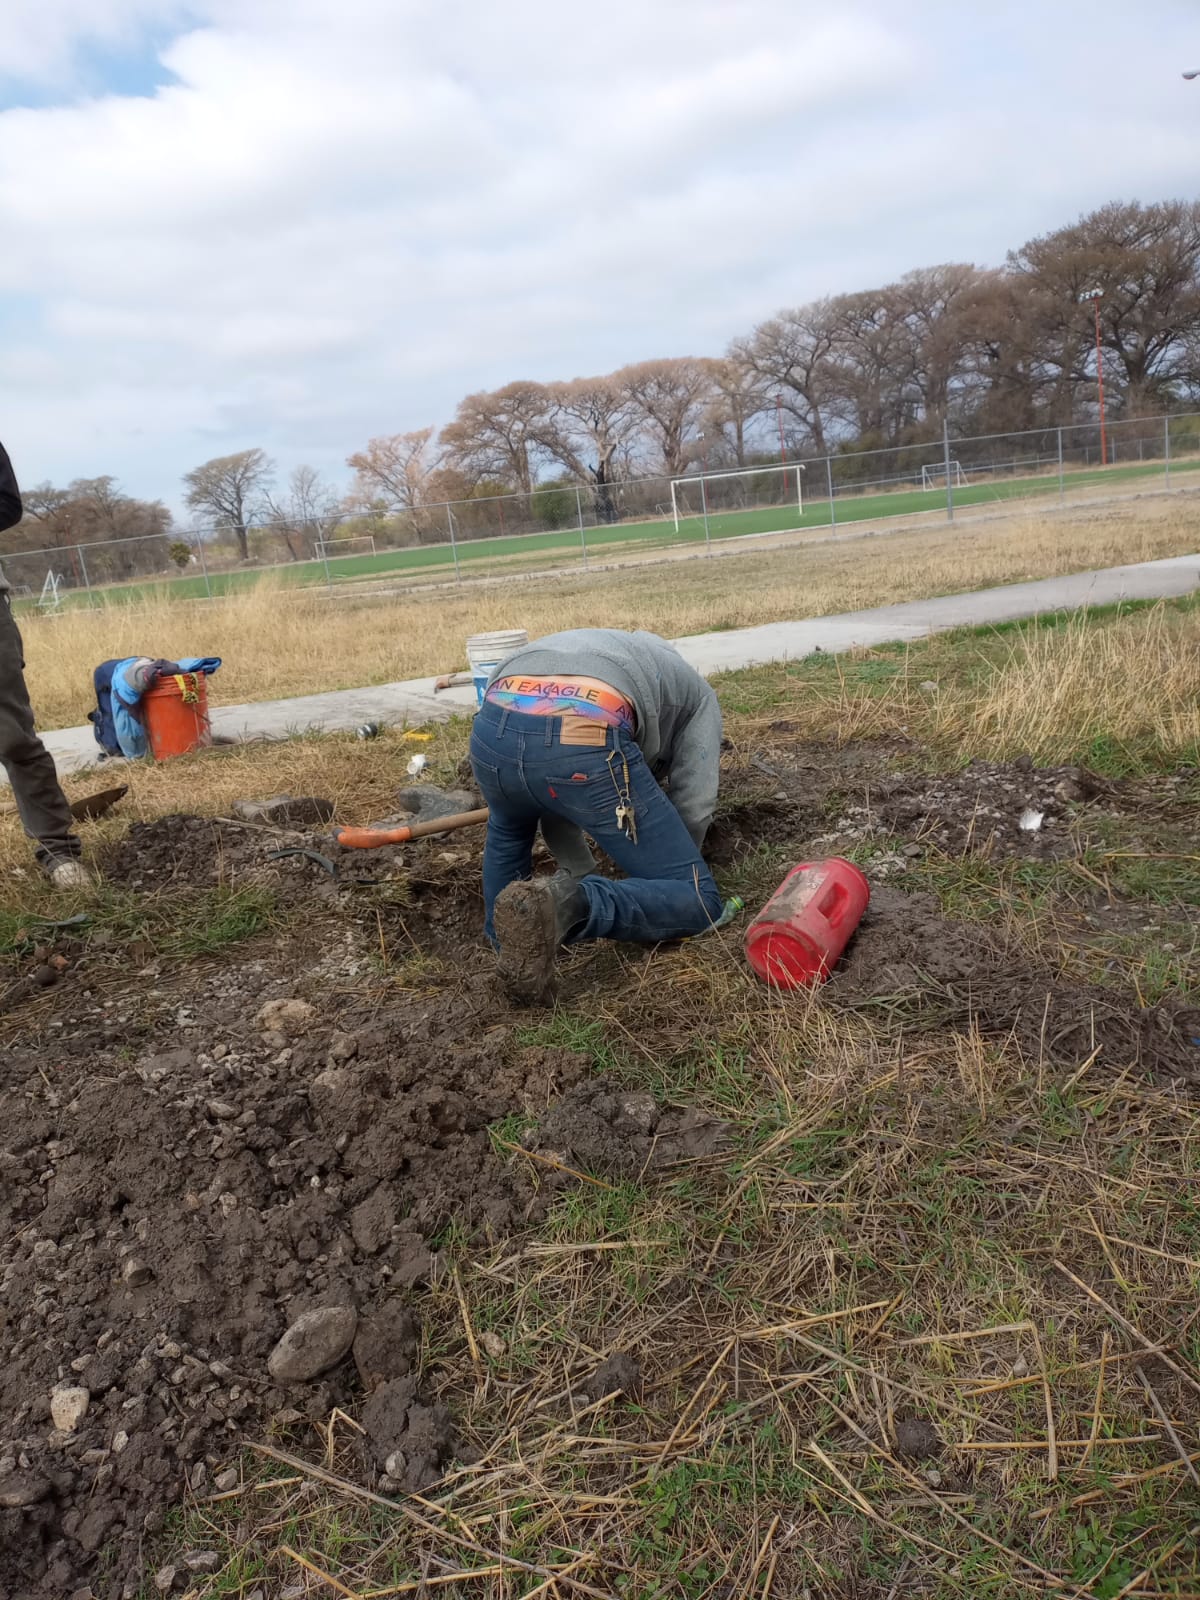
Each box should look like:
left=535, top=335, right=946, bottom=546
left=143, top=671, right=212, bottom=761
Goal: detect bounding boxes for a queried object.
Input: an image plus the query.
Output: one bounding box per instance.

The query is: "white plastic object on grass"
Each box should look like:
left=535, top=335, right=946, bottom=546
left=1018, top=808, right=1044, bottom=832
left=406, top=754, right=428, bottom=777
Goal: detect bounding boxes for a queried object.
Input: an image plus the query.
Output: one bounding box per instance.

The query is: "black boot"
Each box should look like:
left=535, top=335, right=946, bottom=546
left=494, top=872, right=588, bottom=1003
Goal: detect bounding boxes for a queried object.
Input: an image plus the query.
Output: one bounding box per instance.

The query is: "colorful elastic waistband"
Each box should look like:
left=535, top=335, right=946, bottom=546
left=484, top=674, right=635, bottom=731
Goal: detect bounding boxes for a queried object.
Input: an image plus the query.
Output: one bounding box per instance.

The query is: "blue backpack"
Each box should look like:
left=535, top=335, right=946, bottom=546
left=88, top=659, right=124, bottom=756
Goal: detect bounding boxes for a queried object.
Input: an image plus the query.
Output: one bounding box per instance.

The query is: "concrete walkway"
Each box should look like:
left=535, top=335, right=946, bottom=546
left=30, top=552, right=1200, bottom=780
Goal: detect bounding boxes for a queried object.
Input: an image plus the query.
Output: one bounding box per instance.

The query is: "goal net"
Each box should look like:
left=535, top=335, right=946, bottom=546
left=313, top=534, right=377, bottom=561
left=920, top=460, right=967, bottom=491
left=669, top=462, right=803, bottom=534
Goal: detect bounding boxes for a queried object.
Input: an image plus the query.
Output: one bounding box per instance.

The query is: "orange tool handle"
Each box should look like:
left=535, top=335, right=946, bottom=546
left=335, top=807, right=490, bottom=850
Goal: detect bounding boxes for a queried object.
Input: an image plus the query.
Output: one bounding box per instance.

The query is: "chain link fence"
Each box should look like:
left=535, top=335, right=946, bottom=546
left=7, top=410, right=1199, bottom=609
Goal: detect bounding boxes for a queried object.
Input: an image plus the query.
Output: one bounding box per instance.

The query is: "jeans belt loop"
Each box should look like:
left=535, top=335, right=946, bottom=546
left=496, top=708, right=509, bottom=736
left=544, top=717, right=555, bottom=747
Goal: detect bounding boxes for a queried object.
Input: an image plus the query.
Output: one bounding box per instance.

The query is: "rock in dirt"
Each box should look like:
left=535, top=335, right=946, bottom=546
left=395, top=786, right=480, bottom=821
left=232, top=795, right=335, bottom=828
left=182, top=1549, right=221, bottom=1574
left=328, top=1030, right=359, bottom=1064
left=121, top=1257, right=153, bottom=1288
left=255, top=997, right=317, bottom=1037
left=268, top=1307, right=358, bottom=1383
left=50, top=1386, right=90, bottom=1433
left=0, top=1470, right=51, bottom=1508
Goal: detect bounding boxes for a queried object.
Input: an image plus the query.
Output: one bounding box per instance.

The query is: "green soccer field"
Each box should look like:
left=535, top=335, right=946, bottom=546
left=19, top=454, right=1197, bottom=611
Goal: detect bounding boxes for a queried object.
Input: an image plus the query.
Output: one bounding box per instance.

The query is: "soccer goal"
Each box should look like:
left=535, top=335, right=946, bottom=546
left=38, top=571, right=66, bottom=610
left=920, top=460, right=967, bottom=491
left=669, top=462, right=803, bottom=535
left=313, top=534, right=377, bottom=561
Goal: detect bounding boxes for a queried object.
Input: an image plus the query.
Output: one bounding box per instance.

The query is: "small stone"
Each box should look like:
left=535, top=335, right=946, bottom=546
left=255, top=998, right=317, bottom=1038
left=33, top=963, right=59, bottom=988
left=206, top=1100, right=238, bottom=1121
left=111, top=1431, right=130, bottom=1454
left=182, top=1550, right=221, bottom=1574
left=925, top=1468, right=943, bottom=1487
left=50, top=1386, right=90, bottom=1433
left=919, top=680, right=939, bottom=694
left=214, top=1467, right=239, bottom=1492
left=233, top=795, right=335, bottom=828
left=902, top=842, right=923, bottom=858
left=1011, top=1355, right=1029, bottom=1379
left=153, top=1566, right=176, bottom=1594
left=616, top=1093, right=658, bottom=1135
left=479, top=1330, right=506, bottom=1360
left=122, top=1258, right=153, bottom=1288
left=268, top=1306, right=358, bottom=1383
left=0, top=1470, right=51, bottom=1508
left=328, top=1031, right=358, bottom=1064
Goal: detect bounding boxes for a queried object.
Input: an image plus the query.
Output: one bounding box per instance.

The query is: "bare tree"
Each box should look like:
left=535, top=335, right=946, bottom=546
left=263, top=466, right=342, bottom=561
left=732, top=301, right=840, bottom=455
left=619, top=358, right=715, bottom=476
left=346, top=428, right=440, bottom=512
left=703, top=358, right=769, bottom=466
left=538, top=376, right=638, bottom=521
left=439, top=382, right=551, bottom=493
left=1010, top=199, right=1200, bottom=416
left=183, top=448, right=275, bottom=561
left=889, top=264, right=985, bottom=427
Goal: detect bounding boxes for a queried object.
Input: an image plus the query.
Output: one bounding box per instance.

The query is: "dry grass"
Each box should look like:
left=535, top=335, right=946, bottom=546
left=4, top=590, right=1199, bottom=1597
left=163, top=972, right=1200, bottom=1598
left=17, top=493, right=1200, bottom=732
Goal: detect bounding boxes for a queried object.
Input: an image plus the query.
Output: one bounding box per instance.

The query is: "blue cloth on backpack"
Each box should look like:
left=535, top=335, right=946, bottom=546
left=88, top=656, right=222, bottom=759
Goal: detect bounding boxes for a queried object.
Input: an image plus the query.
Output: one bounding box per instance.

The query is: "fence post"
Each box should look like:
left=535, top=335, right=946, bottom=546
left=575, top=486, right=588, bottom=570
left=700, top=475, right=712, bottom=556
left=75, top=544, right=92, bottom=603
left=826, top=457, right=835, bottom=530
left=1165, top=414, right=1171, bottom=486
left=1057, top=427, right=1064, bottom=501
left=446, top=506, right=462, bottom=584
left=942, top=419, right=954, bottom=523
left=192, top=531, right=213, bottom=599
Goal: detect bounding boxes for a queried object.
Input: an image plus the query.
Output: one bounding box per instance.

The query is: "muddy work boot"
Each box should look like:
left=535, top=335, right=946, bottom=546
left=493, top=872, right=588, bottom=1003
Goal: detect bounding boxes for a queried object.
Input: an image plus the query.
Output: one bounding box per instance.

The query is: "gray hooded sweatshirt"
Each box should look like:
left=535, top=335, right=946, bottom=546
left=488, top=628, right=721, bottom=875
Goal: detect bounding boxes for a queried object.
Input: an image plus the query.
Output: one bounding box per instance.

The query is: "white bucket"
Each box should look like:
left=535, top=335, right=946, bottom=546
left=466, top=629, right=529, bottom=707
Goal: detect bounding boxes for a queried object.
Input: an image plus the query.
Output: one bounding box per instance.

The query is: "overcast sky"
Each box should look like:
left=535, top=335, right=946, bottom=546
left=1, top=0, right=1197, bottom=509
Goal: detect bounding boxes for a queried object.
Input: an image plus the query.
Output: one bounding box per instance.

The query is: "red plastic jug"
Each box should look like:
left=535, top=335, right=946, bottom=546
left=744, top=858, right=870, bottom=989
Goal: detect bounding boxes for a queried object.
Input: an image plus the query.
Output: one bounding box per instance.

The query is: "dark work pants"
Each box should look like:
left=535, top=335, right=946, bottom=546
left=0, top=597, right=79, bottom=864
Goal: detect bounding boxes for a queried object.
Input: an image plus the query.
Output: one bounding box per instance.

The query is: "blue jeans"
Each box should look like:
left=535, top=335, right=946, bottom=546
left=470, top=703, right=723, bottom=946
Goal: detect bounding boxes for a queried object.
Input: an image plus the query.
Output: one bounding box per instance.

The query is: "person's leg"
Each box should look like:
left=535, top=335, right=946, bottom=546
left=521, top=733, right=724, bottom=943
left=470, top=712, right=540, bottom=945
left=0, top=598, right=81, bottom=868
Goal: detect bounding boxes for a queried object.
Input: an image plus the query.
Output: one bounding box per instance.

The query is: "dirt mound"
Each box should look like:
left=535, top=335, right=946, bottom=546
left=0, top=965, right=596, bottom=1598
left=107, top=814, right=284, bottom=891
left=861, top=759, right=1115, bottom=860
left=833, top=886, right=1200, bottom=1078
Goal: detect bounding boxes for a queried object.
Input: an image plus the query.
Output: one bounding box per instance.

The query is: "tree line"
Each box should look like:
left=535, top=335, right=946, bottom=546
left=11, top=197, right=1200, bottom=580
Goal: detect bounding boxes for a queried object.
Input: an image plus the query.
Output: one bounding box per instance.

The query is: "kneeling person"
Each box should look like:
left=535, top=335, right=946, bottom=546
left=469, top=628, right=724, bottom=999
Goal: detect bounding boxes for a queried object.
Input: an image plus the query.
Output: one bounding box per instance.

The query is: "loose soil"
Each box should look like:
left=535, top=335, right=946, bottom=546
left=1, top=741, right=1197, bottom=1597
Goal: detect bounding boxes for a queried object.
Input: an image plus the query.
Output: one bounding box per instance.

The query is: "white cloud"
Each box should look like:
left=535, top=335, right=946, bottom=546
left=0, top=0, right=1195, bottom=505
